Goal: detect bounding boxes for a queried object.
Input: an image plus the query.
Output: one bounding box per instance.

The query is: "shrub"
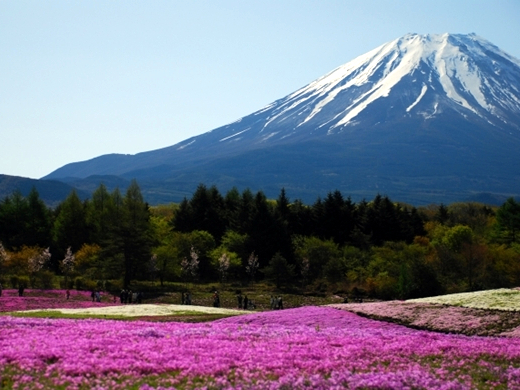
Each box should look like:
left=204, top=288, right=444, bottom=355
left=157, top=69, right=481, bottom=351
left=10, top=275, right=19, bottom=288
left=74, top=277, right=97, bottom=291
left=36, top=270, right=55, bottom=289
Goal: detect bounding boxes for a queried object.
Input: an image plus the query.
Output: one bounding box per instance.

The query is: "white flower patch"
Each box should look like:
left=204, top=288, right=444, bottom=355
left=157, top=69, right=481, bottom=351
left=19, top=304, right=252, bottom=317
left=407, top=288, right=520, bottom=311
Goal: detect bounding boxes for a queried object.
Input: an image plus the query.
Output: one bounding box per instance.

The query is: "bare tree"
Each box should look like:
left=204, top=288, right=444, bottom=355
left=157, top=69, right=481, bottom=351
left=246, top=252, right=259, bottom=285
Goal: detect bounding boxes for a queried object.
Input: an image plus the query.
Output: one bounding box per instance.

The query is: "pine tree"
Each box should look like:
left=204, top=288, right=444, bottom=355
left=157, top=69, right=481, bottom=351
left=120, top=180, right=154, bottom=288
left=53, top=190, right=88, bottom=254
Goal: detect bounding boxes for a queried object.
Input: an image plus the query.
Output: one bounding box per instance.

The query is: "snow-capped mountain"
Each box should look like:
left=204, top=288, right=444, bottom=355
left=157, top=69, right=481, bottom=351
left=44, top=33, right=520, bottom=205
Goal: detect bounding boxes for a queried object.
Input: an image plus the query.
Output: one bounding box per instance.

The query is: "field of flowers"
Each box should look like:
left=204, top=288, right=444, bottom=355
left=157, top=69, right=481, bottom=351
left=408, top=288, right=520, bottom=311
left=331, top=288, right=520, bottom=337
left=0, top=289, right=118, bottom=313
left=1, top=305, right=520, bottom=389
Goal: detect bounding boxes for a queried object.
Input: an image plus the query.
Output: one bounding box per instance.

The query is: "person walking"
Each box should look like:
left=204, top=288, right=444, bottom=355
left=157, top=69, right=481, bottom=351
left=243, top=295, right=248, bottom=310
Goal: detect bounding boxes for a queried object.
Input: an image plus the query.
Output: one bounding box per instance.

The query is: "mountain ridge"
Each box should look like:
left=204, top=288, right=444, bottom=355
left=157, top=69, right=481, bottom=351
left=42, top=33, right=520, bottom=205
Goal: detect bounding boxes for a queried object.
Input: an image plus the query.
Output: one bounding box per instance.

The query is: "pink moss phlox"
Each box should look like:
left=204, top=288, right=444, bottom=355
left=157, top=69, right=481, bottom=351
left=330, top=301, right=512, bottom=336
left=0, top=289, right=118, bottom=312
left=1, top=306, right=520, bottom=388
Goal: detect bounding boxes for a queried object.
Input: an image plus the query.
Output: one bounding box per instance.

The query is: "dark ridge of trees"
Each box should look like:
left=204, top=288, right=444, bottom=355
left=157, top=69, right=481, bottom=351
left=2, top=182, right=520, bottom=300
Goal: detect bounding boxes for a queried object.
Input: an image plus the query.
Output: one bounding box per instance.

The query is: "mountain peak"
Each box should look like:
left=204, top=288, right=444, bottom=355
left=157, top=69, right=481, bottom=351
left=272, top=32, right=520, bottom=132
left=43, top=33, right=520, bottom=206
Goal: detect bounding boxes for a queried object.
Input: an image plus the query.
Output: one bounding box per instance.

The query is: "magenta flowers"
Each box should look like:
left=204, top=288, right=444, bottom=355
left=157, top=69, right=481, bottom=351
left=1, top=306, right=520, bottom=388
left=0, top=289, right=117, bottom=312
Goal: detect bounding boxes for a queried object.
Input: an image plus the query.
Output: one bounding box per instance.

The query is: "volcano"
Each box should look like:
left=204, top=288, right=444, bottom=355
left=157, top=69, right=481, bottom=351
left=43, top=33, right=520, bottom=205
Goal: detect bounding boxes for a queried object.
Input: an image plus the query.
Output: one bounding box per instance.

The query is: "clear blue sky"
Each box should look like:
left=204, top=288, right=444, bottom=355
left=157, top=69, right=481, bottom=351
left=1, top=0, right=519, bottom=179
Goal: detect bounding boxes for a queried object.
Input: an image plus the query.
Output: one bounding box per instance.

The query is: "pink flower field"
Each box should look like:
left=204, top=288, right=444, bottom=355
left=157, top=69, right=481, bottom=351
left=0, top=289, right=118, bottom=312
left=1, top=306, right=520, bottom=389
left=330, top=301, right=520, bottom=337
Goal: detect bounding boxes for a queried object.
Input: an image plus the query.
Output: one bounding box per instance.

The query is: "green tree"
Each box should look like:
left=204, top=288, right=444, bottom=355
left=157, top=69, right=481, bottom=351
left=120, top=180, right=154, bottom=288
left=0, top=191, right=29, bottom=249
left=86, top=184, right=113, bottom=245
left=25, top=187, right=53, bottom=248
left=263, top=252, right=295, bottom=289
left=495, top=198, right=520, bottom=244
left=293, top=236, right=342, bottom=282
left=99, top=188, right=126, bottom=280
left=174, top=230, right=216, bottom=281
left=150, top=215, right=180, bottom=286
left=53, top=190, right=89, bottom=254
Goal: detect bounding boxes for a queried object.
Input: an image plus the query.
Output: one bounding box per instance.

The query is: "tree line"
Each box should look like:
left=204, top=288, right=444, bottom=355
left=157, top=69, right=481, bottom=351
left=0, top=181, right=519, bottom=299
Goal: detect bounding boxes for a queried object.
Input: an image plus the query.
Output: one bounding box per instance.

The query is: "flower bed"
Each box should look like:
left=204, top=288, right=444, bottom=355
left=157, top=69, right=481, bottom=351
left=0, top=289, right=118, bottom=312
left=20, top=303, right=251, bottom=317
left=330, top=301, right=520, bottom=336
left=331, top=289, right=520, bottom=337
left=1, top=306, right=520, bottom=389
left=408, top=288, right=520, bottom=311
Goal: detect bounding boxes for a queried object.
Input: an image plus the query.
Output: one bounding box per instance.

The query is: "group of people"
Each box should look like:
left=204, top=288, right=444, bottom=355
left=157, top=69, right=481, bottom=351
left=181, top=292, right=192, bottom=305
left=90, top=290, right=102, bottom=302
left=236, top=293, right=256, bottom=310
left=270, top=295, right=283, bottom=310
left=119, top=289, right=142, bottom=304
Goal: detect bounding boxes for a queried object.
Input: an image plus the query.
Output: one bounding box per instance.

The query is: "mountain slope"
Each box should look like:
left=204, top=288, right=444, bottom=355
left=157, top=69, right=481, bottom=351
left=0, top=175, right=89, bottom=207
left=44, top=33, right=520, bottom=205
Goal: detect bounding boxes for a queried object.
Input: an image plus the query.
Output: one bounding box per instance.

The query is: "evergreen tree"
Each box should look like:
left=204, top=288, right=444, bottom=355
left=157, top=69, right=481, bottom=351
left=0, top=191, right=29, bottom=249
left=53, top=190, right=88, bottom=254
left=237, top=189, right=255, bottom=234
left=120, top=180, right=154, bottom=288
left=435, top=203, right=450, bottom=225
left=263, top=252, right=295, bottom=289
left=495, top=198, right=520, bottom=244
left=87, top=184, right=113, bottom=245
left=99, top=188, right=126, bottom=280
left=25, top=187, right=53, bottom=248
left=172, top=197, right=193, bottom=232
left=173, top=184, right=226, bottom=241
left=224, top=187, right=241, bottom=231
left=287, top=199, right=313, bottom=237
left=248, top=191, right=283, bottom=266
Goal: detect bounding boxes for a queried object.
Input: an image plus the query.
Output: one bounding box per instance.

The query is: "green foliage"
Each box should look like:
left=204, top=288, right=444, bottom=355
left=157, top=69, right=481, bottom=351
left=208, top=247, right=242, bottom=282
left=263, top=252, right=295, bottom=289
left=30, top=269, right=55, bottom=289
left=495, top=197, right=520, bottom=244
left=2, top=181, right=520, bottom=300
left=322, top=257, right=347, bottom=285
left=0, top=188, right=52, bottom=250
left=220, top=230, right=249, bottom=261
left=294, top=236, right=341, bottom=282
left=74, top=277, right=97, bottom=291
left=442, top=225, right=474, bottom=253
left=53, top=190, right=89, bottom=254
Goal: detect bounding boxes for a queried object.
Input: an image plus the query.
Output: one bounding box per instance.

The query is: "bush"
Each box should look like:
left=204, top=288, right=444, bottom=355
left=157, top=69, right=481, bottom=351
left=59, top=278, right=75, bottom=290
left=10, top=275, right=19, bottom=288
left=104, top=279, right=123, bottom=295
left=17, top=276, right=30, bottom=289
left=74, top=277, right=97, bottom=291
left=36, top=270, right=55, bottom=289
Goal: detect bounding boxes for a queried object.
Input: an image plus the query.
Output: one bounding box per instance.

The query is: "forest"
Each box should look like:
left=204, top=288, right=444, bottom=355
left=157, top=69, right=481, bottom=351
left=0, top=180, right=519, bottom=300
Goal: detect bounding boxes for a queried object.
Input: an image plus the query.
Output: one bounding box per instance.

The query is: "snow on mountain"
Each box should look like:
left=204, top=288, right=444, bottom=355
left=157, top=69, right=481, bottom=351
left=199, top=32, right=520, bottom=146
